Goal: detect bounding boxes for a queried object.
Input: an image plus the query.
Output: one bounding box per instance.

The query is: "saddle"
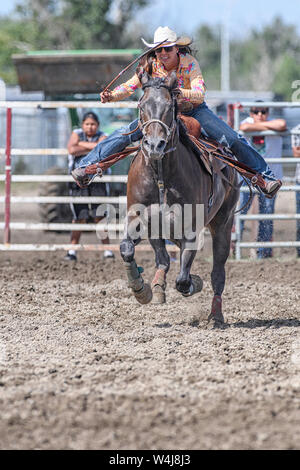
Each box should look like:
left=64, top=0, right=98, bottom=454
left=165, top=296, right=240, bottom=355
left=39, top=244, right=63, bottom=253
left=178, top=114, right=226, bottom=176
left=84, top=115, right=260, bottom=189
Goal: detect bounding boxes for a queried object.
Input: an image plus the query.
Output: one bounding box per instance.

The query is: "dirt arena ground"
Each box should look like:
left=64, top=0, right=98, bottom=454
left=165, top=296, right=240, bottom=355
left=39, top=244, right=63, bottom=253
left=0, top=186, right=299, bottom=450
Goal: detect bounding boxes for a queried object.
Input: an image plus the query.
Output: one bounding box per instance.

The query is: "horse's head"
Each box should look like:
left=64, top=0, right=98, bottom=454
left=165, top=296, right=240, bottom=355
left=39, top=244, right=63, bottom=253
left=138, top=71, right=178, bottom=160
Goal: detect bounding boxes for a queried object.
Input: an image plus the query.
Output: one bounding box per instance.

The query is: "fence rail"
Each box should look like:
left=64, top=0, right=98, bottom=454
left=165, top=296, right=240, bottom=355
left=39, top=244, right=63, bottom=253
left=0, top=175, right=128, bottom=183
left=0, top=101, right=137, bottom=250
left=1, top=100, right=299, bottom=256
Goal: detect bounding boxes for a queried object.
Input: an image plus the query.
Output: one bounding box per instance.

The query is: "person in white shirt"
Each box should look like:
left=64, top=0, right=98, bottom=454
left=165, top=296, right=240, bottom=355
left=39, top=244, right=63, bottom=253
left=291, top=124, right=300, bottom=258
left=239, top=102, right=286, bottom=258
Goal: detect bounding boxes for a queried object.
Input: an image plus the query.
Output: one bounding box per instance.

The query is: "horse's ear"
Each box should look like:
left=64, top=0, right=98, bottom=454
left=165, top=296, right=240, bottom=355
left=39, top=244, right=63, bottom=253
left=139, top=69, right=151, bottom=86
left=165, top=71, right=177, bottom=90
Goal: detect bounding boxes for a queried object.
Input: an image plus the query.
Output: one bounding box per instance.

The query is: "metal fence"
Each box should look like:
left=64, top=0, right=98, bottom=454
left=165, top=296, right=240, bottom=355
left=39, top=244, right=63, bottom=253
left=1, top=100, right=300, bottom=256
left=232, top=101, right=300, bottom=260
left=0, top=101, right=138, bottom=252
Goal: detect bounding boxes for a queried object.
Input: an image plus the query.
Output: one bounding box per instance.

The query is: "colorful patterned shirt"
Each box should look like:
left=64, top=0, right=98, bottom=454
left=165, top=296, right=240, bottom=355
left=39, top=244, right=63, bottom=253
left=110, top=53, right=206, bottom=106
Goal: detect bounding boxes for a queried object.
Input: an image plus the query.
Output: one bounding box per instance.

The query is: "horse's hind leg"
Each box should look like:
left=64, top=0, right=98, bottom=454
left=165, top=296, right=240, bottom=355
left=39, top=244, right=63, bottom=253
left=149, top=239, right=170, bottom=304
left=208, top=214, right=234, bottom=324
left=120, top=232, right=152, bottom=305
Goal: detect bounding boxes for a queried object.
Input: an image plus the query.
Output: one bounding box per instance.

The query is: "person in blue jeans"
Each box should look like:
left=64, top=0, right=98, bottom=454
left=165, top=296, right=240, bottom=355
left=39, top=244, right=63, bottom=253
left=72, top=26, right=281, bottom=199
left=239, top=102, right=286, bottom=258
left=291, top=124, right=300, bottom=258
left=240, top=186, right=276, bottom=258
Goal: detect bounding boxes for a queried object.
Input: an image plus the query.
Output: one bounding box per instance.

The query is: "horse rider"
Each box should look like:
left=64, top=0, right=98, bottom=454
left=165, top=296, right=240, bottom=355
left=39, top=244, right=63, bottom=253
left=71, top=26, right=282, bottom=199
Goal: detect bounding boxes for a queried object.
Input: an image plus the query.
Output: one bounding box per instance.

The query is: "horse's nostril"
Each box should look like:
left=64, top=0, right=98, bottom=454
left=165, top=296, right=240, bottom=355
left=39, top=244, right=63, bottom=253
left=157, top=140, right=166, bottom=150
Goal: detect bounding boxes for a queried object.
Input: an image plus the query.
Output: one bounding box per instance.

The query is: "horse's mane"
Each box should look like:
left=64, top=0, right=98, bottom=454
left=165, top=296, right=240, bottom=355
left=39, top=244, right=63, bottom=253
left=141, top=75, right=174, bottom=91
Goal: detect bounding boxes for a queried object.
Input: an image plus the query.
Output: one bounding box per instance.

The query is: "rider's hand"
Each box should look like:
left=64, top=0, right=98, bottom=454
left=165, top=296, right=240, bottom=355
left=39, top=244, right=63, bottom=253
left=177, top=95, right=193, bottom=113
left=100, top=90, right=112, bottom=103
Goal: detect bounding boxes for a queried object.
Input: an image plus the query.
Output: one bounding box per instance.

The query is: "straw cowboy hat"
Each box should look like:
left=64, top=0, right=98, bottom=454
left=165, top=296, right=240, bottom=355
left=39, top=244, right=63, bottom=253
left=141, top=26, right=192, bottom=49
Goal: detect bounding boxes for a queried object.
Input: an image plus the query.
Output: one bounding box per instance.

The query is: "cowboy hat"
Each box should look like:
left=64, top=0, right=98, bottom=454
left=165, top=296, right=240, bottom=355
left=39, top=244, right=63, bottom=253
left=141, top=26, right=192, bottom=49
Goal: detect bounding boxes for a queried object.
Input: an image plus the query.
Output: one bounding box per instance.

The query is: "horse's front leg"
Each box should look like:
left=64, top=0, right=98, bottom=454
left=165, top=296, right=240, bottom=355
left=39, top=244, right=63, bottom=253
left=207, top=213, right=235, bottom=325
left=175, top=241, right=203, bottom=297
left=120, top=219, right=152, bottom=305
left=149, top=238, right=170, bottom=304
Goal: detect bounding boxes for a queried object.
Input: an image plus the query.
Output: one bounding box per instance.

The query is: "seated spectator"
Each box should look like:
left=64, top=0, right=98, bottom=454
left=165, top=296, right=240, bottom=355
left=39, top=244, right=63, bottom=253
left=291, top=124, right=300, bottom=258
left=239, top=101, right=286, bottom=258
left=64, top=111, right=114, bottom=261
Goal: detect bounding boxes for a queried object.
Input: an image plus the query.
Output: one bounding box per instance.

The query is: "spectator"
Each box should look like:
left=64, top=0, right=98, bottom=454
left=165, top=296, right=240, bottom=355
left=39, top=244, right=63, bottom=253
left=291, top=124, right=300, bottom=258
left=64, top=111, right=114, bottom=261
left=239, top=101, right=286, bottom=258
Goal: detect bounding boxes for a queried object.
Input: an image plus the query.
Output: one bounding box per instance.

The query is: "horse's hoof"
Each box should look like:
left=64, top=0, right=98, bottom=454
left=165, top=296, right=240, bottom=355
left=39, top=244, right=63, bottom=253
left=208, top=295, right=224, bottom=324
left=134, top=283, right=153, bottom=304
left=152, top=285, right=166, bottom=304
left=182, top=275, right=203, bottom=297
left=191, top=274, right=203, bottom=294
left=207, top=311, right=224, bottom=324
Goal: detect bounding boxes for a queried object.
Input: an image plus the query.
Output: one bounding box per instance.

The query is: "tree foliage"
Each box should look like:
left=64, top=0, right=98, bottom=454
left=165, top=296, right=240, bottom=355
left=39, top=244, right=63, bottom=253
left=0, top=4, right=299, bottom=101
left=194, top=16, right=300, bottom=100
left=13, top=0, right=150, bottom=49
left=0, top=0, right=150, bottom=83
left=193, top=25, right=221, bottom=90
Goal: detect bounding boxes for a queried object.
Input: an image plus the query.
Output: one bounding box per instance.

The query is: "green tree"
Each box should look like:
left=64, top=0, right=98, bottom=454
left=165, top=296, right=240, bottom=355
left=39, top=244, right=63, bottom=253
left=14, top=0, right=150, bottom=49
left=231, top=17, right=300, bottom=97
left=193, top=24, right=221, bottom=90
left=0, top=0, right=150, bottom=84
left=273, top=54, right=300, bottom=100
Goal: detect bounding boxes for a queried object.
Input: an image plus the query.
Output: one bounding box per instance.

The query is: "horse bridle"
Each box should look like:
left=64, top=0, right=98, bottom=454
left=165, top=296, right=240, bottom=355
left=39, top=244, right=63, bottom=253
left=138, top=83, right=179, bottom=207
left=139, top=83, right=178, bottom=157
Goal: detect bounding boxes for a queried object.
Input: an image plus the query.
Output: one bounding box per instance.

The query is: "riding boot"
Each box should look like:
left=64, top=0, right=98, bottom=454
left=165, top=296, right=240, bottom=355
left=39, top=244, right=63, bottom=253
left=251, top=174, right=282, bottom=199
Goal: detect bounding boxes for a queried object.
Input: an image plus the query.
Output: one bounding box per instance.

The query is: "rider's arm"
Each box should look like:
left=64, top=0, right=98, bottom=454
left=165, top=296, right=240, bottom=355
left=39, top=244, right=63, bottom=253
left=178, top=56, right=206, bottom=105
left=109, top=74, right=141, bottom=102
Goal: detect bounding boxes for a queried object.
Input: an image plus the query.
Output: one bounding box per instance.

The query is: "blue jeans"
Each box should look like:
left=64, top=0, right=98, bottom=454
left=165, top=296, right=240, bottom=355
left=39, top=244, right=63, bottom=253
left=296, top=181, right=300, bottom=257
left=76, top=102, right=276, bottom=180
left=75, top=119, right=142, bottom=168
left=240, top=184, right=276, bottom=258
left=186, top=103, right=275, bottom=180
